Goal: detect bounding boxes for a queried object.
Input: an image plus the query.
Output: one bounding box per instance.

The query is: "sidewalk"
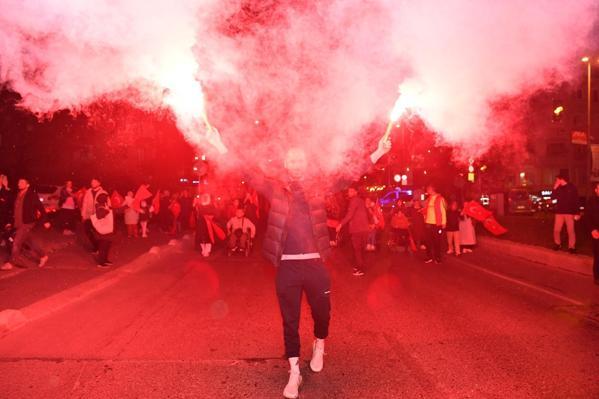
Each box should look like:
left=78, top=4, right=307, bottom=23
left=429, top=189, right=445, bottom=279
left=0, top=227, right=170, bottom=311
left=477, top=235, right=593, bottom=277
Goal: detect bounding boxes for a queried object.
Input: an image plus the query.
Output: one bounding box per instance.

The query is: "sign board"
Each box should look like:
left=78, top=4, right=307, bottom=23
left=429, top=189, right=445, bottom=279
left=572, top=131, right=588, bottom=145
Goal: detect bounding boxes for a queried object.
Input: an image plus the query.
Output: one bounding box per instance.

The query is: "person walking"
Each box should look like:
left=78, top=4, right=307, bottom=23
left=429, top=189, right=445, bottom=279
left=122, top=191, right=139, bottom=238
left=1, top=178, right=50, bottom=270
left=90, top=192, right=114, bottom=268
left=408, top=200, right=426, bottom=250
left=58, top=180, right=78, bottom=235
left=0, top=174, right=13, bottom=249
left=80, top=178, right=108, bottom=254
left=446, top=200, right=461, bottom=256
left=247, top=137, right=390, bottom=398
left=336, top=186, right=371, bottom=276
left=194, top=193, right=217, bottom=257
left=138, top=199, right=151, bottom=238
left=586, top=182, right=599, bottom=284
left=423, top=183, right=446, bottom=264
left=551, top=175, right=580, bottom=253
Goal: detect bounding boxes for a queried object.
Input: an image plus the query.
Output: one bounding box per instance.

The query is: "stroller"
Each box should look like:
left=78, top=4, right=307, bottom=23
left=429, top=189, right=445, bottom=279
left=227, top=227, right=254, bottom=257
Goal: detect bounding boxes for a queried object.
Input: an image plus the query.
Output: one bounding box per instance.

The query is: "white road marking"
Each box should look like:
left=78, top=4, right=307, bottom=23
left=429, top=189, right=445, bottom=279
left=456, top=259, right=585, bottom=307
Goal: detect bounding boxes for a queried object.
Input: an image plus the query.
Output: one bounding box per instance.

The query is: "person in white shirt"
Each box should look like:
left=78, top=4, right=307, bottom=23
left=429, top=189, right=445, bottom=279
left=226, top=208, right=256, bottom=251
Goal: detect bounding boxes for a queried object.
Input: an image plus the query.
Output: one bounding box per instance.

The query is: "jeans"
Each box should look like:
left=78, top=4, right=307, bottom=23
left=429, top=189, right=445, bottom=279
left=350, top=231, right=369, bottom=271
left=554, top=214, right=576, bottom=248
left=97, top=237, right=112, bottom=265
left=276, top=259, right=331, bottom=358
left=83, top=219, right=99, bottom=252
left=446, top=231, right=461, bottom=254
left=10, top=223, right=45, bottom=263
left=425, top=224, right=443, bottom=261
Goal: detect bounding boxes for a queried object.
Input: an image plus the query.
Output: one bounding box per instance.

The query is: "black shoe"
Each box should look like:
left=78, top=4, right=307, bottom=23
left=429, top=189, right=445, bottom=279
left=552, top=244, right=561, bottom=251
left=568, top=248, right=576, bottom=254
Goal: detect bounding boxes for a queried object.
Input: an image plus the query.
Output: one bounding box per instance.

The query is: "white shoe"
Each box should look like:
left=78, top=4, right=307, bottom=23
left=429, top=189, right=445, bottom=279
left=309, top=340, right=325, bottom=373
left=283, top=370, right=302, bottom=399
left=38, top=255, right=49, bottom=268
left=1, top=262, right=14, bottom=271
left=446, top=250, right=454, bottom=254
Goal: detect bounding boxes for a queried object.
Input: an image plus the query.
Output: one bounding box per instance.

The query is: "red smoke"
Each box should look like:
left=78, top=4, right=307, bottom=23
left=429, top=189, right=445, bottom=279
left=0, top=0, right=596, bottom=176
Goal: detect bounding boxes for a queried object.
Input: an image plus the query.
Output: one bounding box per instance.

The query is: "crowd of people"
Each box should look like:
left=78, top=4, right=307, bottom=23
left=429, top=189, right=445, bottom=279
left=1, top=171, right=597, bottom=287
left=0, top=174, right=264, bottom=269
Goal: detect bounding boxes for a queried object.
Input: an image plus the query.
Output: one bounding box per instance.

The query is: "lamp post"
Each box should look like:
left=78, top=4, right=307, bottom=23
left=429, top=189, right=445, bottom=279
left=582, top=56, right=593, bottom=184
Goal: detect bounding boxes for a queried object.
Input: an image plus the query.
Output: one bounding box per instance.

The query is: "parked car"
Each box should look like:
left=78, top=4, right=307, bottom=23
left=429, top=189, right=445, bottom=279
left=507, top=188, right=534, bottom=215
left=36, top=184, right=62, bottom=213
left=378, top=187, right=414, bottom=211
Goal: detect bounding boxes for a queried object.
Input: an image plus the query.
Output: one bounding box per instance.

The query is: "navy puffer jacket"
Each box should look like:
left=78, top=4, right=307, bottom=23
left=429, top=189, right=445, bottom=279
left=252, top=177, right=331, bottom=267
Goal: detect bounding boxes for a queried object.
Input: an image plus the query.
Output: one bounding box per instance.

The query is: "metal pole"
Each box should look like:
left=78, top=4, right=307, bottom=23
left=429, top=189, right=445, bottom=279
left=588, top=62, right=592, bottom=185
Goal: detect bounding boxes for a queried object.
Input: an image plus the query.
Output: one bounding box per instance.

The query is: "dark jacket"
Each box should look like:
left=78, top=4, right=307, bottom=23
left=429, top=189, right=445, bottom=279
left=0, top=187, right=14, bottom=226
left=12, top=187, right=47, bottom=225
left=339, top=196, right=370, bottom=234
left=585, top=196, right=599, bottom=233
left=250, top=177, right=330, bottom=267
left=552, top=183, right=579, bottom=215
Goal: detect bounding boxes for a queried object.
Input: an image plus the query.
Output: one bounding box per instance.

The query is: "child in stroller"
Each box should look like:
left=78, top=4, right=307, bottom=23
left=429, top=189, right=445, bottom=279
left=226, top=208, right=256, bottom=256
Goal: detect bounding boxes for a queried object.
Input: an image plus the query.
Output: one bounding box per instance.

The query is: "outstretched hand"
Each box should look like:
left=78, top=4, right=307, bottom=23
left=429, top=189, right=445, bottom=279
left=370, top=135, right=392, bottom=164
left=377, top=135, right=392, bottom=154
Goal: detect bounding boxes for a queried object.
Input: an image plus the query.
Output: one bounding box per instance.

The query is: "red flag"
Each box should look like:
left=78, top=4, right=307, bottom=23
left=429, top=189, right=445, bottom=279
left=133, top=185, right=153, bottom=212
left=463, top=200, right=493, bottom=222
left=483, top=216, right=508, bottom=236
left=110, top=190, right=124, bottom=208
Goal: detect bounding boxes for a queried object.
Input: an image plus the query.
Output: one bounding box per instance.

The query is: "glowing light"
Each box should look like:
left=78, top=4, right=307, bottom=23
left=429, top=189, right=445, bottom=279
left=201, top=154, right=207, bottom=161
left=254, top=120, right=260, bottom=125
left=553, top=105, right=564, bottom=115
left=480, top=165, right=488, bottom=172
left=582, top=56, right=590, bottom=62
left=393, top=174, right=401, bottom=183
left=194, top=155, right=199, bottom=161
left=519, top=172, right=526, bottom=179
left=468, top=165, right=474, bottom=173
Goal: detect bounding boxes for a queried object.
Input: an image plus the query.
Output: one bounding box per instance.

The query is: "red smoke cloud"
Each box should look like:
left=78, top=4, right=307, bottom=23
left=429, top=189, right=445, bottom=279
left=0, top=0, right=596, bottom=177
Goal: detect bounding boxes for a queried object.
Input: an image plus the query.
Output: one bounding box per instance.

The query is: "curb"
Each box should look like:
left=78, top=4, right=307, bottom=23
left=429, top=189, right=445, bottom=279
left=478, top=236, right=593, bottom=276
left=0, top=241, right=183, bottom=334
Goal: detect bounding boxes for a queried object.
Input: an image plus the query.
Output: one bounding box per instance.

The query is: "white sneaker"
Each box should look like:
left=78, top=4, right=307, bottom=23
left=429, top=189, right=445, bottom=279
left=38, top=255, right=49, bottom=268
left=1, top=262, right=14, bottom=271
left=283, top=370, right=302, bottom=399
left=309, top=340, right=325, bottom=373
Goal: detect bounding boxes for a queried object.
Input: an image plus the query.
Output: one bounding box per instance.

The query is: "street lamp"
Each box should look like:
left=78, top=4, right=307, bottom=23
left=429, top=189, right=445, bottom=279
left=582, top=56, right=593, bottom=183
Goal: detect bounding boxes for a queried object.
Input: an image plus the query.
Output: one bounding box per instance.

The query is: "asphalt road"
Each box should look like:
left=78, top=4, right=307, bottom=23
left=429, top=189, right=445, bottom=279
left=0, top=240, right=598, bottom=398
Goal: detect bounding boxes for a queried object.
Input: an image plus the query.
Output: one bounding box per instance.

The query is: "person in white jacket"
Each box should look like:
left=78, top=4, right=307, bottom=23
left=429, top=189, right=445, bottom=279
left=81, top=178, right=109, bottom=253
left=226, top=208, right=256, bottom=251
